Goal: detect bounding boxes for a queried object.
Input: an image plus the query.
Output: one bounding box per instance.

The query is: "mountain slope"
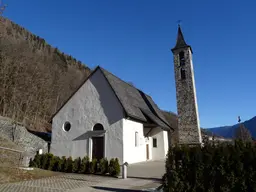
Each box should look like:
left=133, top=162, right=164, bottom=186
left=0, top=17, right=91, bottom=132
left=208, top=116, right=256, bottom=138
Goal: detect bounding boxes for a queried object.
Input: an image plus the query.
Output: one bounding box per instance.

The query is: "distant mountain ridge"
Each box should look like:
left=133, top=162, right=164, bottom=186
left=207, top=116, right=256, bottom=139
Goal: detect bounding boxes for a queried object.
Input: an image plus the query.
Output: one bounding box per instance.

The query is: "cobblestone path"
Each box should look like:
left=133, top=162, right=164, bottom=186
left=0, top=174, right=115, bottom=192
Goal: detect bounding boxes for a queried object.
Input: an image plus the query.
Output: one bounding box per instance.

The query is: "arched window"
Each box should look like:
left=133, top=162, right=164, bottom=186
left=135, top=132, right=139, bottom=147
left=179, top=51, right=185, bottom=66
left=180, top=68, right=186, bottom=80
left=93, top=123, right=104, bottom=131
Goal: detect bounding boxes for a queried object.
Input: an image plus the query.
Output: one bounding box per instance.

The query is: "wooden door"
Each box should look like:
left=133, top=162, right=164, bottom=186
left=92, top=137, right=104, bottom=160
left=146, top=144, right=149, bottom=160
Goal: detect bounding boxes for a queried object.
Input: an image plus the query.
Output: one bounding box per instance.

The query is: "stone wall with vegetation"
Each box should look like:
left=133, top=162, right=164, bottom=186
left=0, top=116, right=48, bottom=165
left=163, top=140, right=256, bottom=192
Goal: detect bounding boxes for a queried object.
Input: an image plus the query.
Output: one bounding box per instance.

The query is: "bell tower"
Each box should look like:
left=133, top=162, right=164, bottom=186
left=171, top=25, right=202, bottom=145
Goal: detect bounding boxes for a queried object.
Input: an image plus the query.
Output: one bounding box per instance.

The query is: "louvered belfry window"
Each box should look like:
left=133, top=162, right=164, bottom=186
left=179, top=51, right=185, bottom=66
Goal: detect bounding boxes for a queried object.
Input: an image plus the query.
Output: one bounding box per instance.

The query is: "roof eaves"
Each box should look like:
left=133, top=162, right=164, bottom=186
left=126, top=113, right=148, bottom=124
left=157, top=115, right=174, bottom=130
left=171, top=45, right=193, bottom=54
left=139, top=108, right=172, bottom=131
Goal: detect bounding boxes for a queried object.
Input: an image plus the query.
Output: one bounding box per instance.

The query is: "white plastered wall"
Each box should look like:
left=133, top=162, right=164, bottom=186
left=51, top=69, right=124, bottom=162
left=122, top=119, right=169, bottom=164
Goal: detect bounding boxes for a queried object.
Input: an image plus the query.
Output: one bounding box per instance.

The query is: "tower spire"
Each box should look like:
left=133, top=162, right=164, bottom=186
left=171, top=25, right=201, bottom=145
left=172, top=25, right=191, bottom=52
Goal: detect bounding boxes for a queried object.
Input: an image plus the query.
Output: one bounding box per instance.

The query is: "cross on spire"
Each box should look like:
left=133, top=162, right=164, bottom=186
left=177, top=20, right=182, bottom=26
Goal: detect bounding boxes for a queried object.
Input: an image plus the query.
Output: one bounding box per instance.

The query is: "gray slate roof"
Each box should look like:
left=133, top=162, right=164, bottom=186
left=171, top=25, right=192, bottom=52
left=50, top=66, right=172, bottom=131
left=100, top=67, right=171, bottom=130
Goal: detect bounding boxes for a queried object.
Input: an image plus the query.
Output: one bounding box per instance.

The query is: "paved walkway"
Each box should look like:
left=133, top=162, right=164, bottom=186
left=0, top=160, right=165, bottom=191
left=127, top=160, right=165, bottom=180
left=0, top=174, right=160, bottom=192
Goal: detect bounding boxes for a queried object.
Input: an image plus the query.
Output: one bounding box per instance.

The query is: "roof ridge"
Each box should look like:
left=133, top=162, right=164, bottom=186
left=98, top=66, right=153, bottom=98
left=99, top=66, right=171, bottom=129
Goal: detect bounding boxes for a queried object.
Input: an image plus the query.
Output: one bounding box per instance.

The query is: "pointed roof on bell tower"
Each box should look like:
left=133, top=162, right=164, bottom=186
left=171, top=25, right=192, bottom=53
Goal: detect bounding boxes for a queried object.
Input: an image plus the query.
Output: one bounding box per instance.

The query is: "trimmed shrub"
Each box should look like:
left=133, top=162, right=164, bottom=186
left=99, top=158, right=108, bottom=175
left=109, top=158, right=120, bottom=177
left=80, top=156, right=90, bottom=173
left=29, top=153, right=121, bottom=177
left=114, top=158, right=120, bottom=176
left=29, top=158, right=35, bottom=167
left=89, top=158, right=97, bottom=174
left=39, top=153, right=54, bottom=170
left=64, top=156, right=73, bottom=173
left=57, top=156, right=66, bottom=172
left=49, top=156, right=60, bottom=171
left=31, top=154, right=42, bottom=168
left=72, top=157, right=81, bottom=173
left=108, top=158, right=115, bottom=176
left=163, top=141, right=256, bottom=192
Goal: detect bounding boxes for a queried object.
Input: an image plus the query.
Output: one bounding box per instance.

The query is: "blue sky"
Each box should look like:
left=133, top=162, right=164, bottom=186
left=3, top=0, right=256, bottom=128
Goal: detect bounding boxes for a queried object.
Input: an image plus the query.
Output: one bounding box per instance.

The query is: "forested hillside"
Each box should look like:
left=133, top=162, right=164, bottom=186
left=0, top=17, right=90, bottom=132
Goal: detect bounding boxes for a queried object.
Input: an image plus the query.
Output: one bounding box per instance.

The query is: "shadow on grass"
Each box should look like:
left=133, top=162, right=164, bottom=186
left=92, top=186, right=143, bottom=192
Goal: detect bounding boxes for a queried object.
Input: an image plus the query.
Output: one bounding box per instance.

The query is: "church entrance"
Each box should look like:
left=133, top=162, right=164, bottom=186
left=92, top=123, right=105, bottom=160
left=92, top=136, right=104, bottom=160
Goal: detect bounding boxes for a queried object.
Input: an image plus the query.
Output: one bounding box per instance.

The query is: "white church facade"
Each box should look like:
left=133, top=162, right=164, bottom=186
left=50, top=66, right=172, bottom=164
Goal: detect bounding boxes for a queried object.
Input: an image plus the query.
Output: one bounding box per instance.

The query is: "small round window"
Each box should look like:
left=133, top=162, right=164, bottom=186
left=63, top=122, right=71, bottom=132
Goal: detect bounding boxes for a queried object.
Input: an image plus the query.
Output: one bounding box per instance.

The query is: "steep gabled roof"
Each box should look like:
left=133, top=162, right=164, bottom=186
left=99, top=67, right=171, bottom=130
left=50, top=66, right=172, bottom=131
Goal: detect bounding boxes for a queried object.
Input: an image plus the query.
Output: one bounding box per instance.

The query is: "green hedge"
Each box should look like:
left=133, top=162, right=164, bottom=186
left=162, top=140, right=256, bottom=192
left=29, top=154, right=120, bottom=177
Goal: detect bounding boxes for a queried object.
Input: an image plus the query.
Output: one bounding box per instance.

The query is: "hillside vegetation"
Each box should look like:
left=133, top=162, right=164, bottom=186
left=0, top=17, right=90, bottom=132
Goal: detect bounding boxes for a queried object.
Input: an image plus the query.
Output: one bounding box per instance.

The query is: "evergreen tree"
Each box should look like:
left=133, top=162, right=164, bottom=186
left=80, top=156, right=90, bottom=173
left=89, top=158, right=97, bottom=174
left=72, top=157, right=81, bottom=173
left=64, top=157, right=73, bottom=173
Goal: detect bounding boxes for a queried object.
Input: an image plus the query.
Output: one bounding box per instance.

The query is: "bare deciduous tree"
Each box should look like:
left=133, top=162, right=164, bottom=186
left=0, top=0, right=7, bottom=15
left=235, top=123, right=252, bottom=142
left=0, top=17, right=90, bottom=132
left=11, top=119, right=17, bottom=142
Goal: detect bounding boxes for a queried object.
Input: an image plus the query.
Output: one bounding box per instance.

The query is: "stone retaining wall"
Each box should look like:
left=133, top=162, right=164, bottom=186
left=0, top=116, right=48, bottom=166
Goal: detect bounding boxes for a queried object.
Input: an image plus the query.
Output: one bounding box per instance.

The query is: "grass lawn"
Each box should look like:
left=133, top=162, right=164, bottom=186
left=0, top=166, right=62, bottom=184
left=0, top=135, right=62, bottom=184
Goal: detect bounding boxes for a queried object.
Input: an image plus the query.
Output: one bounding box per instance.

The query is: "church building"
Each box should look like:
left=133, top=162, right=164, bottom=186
left=49, top=26, right=202, bottom=164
